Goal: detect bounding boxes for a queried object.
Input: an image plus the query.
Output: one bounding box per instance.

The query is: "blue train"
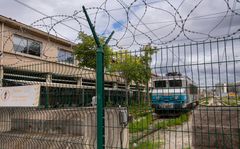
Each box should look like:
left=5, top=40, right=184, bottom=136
left=151, top=72, right=198, bottom=113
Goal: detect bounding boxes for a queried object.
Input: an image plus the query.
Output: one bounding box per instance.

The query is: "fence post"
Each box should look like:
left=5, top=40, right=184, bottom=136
left=82, top=6, right=114, bottom=149
left=0, top=66, right=3, bottom=87
left=0, top=23, right=4, bottom=87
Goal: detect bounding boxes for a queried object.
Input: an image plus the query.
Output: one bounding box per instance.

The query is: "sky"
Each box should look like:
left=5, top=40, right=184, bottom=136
left=1, top=0, right=240, bottom=47
left=1, top=0, right=240, bottom=87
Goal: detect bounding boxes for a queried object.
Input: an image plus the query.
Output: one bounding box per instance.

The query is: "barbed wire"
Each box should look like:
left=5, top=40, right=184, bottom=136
left=29, top=0, right=240, bottom=46
left=1, top=0, right=240, bottom=67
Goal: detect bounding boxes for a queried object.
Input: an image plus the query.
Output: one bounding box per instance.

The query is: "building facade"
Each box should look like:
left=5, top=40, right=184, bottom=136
left=0, top=15, right=127, bottom=107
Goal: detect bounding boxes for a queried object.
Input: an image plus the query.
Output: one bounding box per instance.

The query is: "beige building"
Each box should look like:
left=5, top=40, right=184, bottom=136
left=0, top=15, right=126, bottom=106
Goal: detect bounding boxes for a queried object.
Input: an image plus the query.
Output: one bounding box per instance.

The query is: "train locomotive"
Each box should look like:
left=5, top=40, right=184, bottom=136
left=151, top=72, right=198, bottom=114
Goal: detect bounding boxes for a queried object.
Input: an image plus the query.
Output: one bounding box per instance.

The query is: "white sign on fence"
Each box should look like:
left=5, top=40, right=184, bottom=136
left=0, top=85, right=40, bottom=107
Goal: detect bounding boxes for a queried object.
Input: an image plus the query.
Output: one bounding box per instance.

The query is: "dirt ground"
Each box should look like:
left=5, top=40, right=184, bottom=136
left=141, top=114, right=193, bottom=149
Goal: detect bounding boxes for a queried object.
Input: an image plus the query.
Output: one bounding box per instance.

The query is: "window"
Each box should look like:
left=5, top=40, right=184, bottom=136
left=13, top=35, right=41, bottom=56
left=154, top=81, right=166, bottom=88
left=58, top=49, right=74, bottom=64
left=169, top=80, right=182, bottom=87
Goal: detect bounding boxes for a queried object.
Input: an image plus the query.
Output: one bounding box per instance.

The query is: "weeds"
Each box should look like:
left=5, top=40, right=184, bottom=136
left=155, top=114, right=189, bottom=129
left=129, top=113, right=153, bottom=133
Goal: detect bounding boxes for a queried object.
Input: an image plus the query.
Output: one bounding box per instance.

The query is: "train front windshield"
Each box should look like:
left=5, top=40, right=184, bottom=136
left=154, top=80, right=166, bottom=88
left=169, top=80, right=182, bottom=87
left=154, top=80, right=183, bottom=88
left=152, top=79, right=185, bottom=97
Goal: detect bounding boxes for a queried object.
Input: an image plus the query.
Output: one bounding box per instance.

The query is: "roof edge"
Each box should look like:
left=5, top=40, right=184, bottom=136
left=0, top=15, right=76, bottom=47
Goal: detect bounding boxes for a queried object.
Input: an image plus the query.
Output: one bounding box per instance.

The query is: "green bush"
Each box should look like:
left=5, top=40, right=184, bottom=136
left=155, top=114, right=189, bottom=129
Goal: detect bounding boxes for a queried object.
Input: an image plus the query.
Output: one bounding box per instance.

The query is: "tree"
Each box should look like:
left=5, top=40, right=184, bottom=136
left=110, top=50, right=139, bottom=105
left=74, top=32, right=112, bottom=69
left=110, top=45, right=155, bottom=105
left=141, top=44, right=155, bottom=103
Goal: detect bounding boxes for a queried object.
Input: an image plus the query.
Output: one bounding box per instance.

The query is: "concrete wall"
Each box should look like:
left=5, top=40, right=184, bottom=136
left=192, top=107, right=240, bottom=149
left=0, top=107, right=129, bottom=149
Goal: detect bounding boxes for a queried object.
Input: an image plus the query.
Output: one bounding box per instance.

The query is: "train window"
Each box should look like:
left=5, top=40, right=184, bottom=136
left=169, top=80, right=182, bottom=87
left=154, top=81, right=166, bottom=88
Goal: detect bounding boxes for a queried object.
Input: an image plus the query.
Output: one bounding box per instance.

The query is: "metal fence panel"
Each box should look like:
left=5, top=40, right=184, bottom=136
left=0, top=1, right=240, bottom=148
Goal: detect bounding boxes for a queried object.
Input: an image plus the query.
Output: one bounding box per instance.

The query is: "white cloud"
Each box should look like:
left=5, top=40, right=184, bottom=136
left=1, top=0, right=240, bottom=86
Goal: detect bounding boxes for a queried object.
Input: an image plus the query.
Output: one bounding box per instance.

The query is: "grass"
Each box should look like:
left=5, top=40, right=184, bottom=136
left=221, top=96, right=240, bottom=106
left=129, top=113, right=189, bottom=133
left=130, top=140, right=163, bottom=149
left=129, top=103, right=153, bottom=118
left=223, top=98, right=239, bottom=106
left=155, top=114, right=189, bottom=129
left=129, top=113, right=153, bottom=133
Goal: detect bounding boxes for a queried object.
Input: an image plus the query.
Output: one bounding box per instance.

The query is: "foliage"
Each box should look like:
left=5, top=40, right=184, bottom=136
left=105, top=99, right=113, bottom=107
left=74, top=32, right=112, bottom=69
left=110, top=45, right=155, bottom=86
left=222, top=97, right=240, bottom=106
left=140, top=44, right=155, bottom=70
left=110, top=51, right=144, bottom=85
left=155, top=114, right=189, bottom=129
left=129, top=102, right=153, bottom=118
left=129, top=113, right=153, bottom=133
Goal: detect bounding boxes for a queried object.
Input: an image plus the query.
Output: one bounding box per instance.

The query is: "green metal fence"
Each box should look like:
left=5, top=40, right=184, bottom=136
left=1, top=36, right=240, bottom=149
